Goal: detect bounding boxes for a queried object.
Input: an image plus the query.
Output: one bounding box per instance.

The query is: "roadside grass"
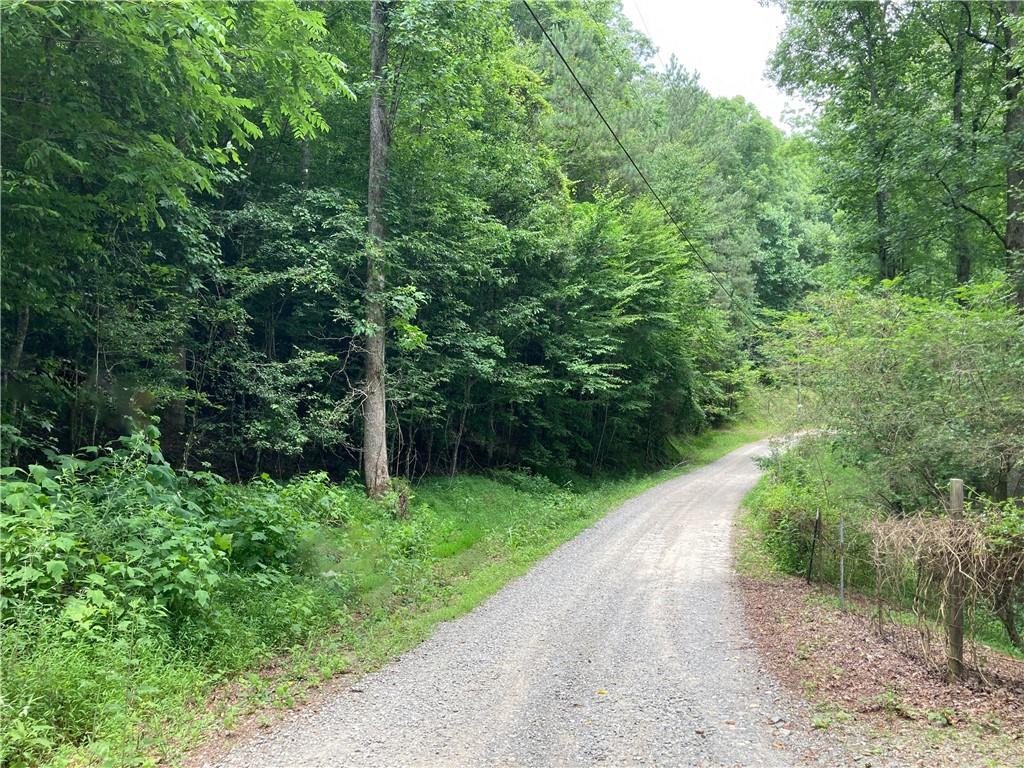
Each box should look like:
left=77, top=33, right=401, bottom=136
left=2, top=414, right=775, bottom=768
left=188, top=412, right=777, bottom=761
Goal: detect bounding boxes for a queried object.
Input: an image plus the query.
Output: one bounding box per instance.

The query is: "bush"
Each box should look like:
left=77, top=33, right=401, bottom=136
left=746, top=478, right=813, bottom=574
left=762, top=284, right=1024, bottom=653
left=771, top=282, right=1024, bottom=507
left=0, top=429, right=379, bottom=765
left=749, top=442, right=881, bottom=587
left=1, top=428, right=623, bottom=766
left=1, top=429, right=226, bottom=636
left=746, top=441, right=1023, bottom=655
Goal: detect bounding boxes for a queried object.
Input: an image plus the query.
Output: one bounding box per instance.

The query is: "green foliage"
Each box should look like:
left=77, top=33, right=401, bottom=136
left=744, top=468, right=816, bottom=575
left=2, top=0, right=346, bottom=223
left=0, top=0, right=349, bottom=469
left=0, top=422, right=761, bottom=767
left=758, top=284, right=1023, bottom=656
left=1, top=0, right=819, bottom=478
left=771, top=1, right=1021, bottom=287
left=743, top=440, right=1024, bottom=658
left=745, top=440, right=877, bottom=591
left=1, top=430, right=225, bottom=631
left=771, top=282, right=1024, bottom=507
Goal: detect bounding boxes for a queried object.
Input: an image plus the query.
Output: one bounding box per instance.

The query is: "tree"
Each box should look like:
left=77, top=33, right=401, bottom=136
left=0, top=0, right=347, bottom=461
left=363, top=0, right=394, bottom=498
left=771, top=0, right=1021, bottom=293
left=771, top=1, right=903, bottom=281
left=773, top=282, right=1024, bottom=506
left=1003, top=2, right=1024, bottom=303
left=2, top=0, right=808, bottom=480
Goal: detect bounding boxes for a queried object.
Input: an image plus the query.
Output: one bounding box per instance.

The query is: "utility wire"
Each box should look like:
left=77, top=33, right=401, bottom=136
left=522, top=0, right=763, bottom=329
left=628, top=0, right=670, bottom=74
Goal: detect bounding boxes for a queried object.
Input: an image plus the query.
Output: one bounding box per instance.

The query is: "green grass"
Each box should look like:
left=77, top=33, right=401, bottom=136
left=2, top=416, right=774, bottom=768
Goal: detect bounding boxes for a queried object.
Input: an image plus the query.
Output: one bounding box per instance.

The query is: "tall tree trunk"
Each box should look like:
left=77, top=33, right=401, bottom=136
left=3, top=305, right=30, bottom=463
left=874, top=186, right=894, bottom=280
left=1005, top=1, right=1024, bottom=304
left=163, top=345, right=188, bottom=467
left=450, top=379, right=472, bottom=478
left=952, top=17, right=971, bottom=284
left=5, top=305, right=29, bottom=378
left=363, top=0, right=393, bottom=498
left=859, top=4, right=894, bottom=280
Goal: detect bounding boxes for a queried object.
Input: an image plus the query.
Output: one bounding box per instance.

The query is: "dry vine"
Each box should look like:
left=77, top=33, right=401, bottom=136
left=871, top=507, right=1024, bottom=683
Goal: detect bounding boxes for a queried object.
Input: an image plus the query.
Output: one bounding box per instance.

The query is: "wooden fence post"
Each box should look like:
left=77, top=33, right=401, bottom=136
left=947, top=478, right=965, bottom=681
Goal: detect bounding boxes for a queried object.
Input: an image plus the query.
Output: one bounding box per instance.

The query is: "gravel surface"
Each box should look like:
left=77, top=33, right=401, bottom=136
left=208, top=441, right=849, bottom=767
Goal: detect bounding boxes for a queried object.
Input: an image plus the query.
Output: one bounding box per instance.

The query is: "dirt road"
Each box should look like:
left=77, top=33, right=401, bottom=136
left=209, top=441, right=843, bottom=767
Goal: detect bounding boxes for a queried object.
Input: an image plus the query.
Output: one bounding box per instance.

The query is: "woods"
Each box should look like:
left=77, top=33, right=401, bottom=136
left=2, top=0, right=817, bottom=486
left=771, top=0, right=1024, bottom=292
left=743, top=0, right=1024, bottom=710
left=1, top=1, right=1023, bottom=766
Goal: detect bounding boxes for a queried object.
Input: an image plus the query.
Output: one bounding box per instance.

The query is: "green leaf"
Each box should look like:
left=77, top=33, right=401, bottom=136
left=45, top=559, right=68, bottom=581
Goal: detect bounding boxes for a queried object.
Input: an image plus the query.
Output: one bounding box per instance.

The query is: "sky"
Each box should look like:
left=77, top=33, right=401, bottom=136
left=621, top=0, right=806, bottom=128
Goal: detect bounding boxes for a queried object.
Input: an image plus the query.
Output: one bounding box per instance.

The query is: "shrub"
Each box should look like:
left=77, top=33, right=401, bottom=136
left=1, top=428, right=623, bottom=766
left=771, top=282, right=1024, bottom=508
left=1, top=429, right=227, bottom=636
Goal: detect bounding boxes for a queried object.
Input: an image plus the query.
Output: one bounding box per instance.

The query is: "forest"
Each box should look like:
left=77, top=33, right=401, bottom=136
left=0, top=1, right=1022, bottom=766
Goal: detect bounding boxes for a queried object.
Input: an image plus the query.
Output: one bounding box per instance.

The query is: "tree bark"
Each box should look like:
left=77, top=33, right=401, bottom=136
left=164, top=345, right=188, bottom=467
left=1004, top=1, right=1024, bottom=304
left=5, top=305, right=29, bottom=378
left=449, top=379, right=472, bottom=478
left=859, top=4, right=894, bottom=280
left=363, top=0, right=393, bottom=498
left=952, top=15, right=971, bottom=284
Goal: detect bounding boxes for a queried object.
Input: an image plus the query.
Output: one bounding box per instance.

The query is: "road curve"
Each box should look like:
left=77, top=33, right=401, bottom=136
left=208, top=441, right=830, bottom=767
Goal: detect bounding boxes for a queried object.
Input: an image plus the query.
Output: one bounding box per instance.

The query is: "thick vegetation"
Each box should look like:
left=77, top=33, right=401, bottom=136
left=744, top=0, right=1024, bottom=664
left=0, top=0, right=821, bottom=478
left=772, top=0, right=1024, bottom=294
left=2, top=0, right=1023, bottom=765
left=0, top=418, right=772, bottom=766
left=747, top=284, right=1024, bottom=655
left=0, top=1, right=809, bottom=764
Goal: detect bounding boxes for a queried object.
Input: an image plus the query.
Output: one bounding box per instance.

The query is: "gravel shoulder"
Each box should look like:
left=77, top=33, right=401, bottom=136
left=205, top=441, right=847, bottom=767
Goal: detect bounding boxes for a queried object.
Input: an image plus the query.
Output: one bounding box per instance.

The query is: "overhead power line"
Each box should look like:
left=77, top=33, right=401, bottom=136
left=521, top=0, right=763, bottom=329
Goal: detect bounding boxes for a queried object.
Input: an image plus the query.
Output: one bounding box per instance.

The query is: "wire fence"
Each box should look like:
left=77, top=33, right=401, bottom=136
left=795, top=487, right=1024, bottom=683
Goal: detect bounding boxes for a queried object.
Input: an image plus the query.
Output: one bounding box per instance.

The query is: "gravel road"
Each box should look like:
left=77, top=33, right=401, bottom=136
left=208, top=441, right=846, bottom=767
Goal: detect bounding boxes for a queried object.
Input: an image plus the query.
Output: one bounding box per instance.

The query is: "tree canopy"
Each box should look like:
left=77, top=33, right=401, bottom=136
left=1, top=0, right=828, bottom=481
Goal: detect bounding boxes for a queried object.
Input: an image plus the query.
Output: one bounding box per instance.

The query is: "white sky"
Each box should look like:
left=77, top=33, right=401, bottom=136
left=622, top=0, right=806, bottom=129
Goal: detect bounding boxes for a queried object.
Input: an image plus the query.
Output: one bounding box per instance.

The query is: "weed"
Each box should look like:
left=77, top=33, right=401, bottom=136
left=875, top=686, right=914, bottom=720
left=925, top=709, right=955, bottom=728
